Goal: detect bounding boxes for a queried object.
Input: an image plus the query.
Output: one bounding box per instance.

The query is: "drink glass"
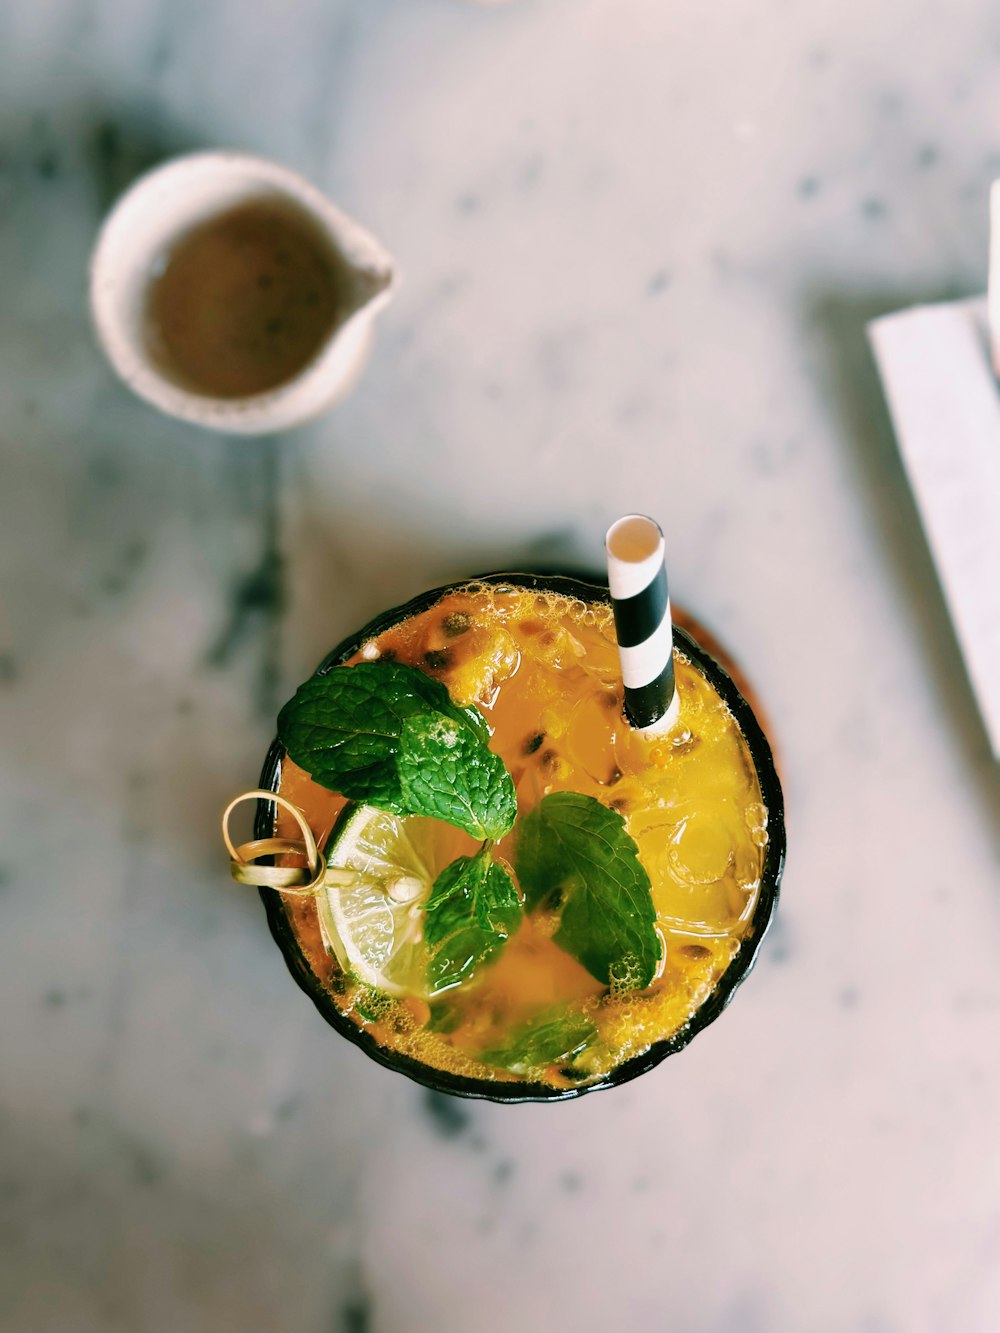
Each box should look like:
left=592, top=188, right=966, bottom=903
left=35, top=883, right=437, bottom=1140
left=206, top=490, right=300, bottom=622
left=250, top=572, right=785, bottom=1103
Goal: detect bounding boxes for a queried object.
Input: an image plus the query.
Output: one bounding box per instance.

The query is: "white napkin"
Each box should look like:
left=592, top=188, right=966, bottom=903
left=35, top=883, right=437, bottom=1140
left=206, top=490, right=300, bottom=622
left=869, top=298, right=1000, bottom=761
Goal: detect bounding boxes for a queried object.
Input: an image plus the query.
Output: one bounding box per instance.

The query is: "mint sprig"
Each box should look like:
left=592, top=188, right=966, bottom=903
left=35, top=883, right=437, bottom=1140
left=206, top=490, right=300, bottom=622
left=515, top=792, right=662, bottom=988
left=277, top=662, right=516, bottom=840
left=278, top=661, right=665, bottom=1006
left=423, top=847, right=522, bottom=992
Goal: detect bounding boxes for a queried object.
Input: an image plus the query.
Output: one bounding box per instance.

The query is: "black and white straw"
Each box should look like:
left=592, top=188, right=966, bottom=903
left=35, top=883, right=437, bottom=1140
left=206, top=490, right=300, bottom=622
left=606, top=514, right=680, bottom=732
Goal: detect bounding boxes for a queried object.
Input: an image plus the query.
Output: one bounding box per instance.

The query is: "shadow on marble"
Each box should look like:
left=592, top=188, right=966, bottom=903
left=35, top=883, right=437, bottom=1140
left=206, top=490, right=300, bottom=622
left=279, top=496, right=600, bottom=686
left=806, top=287, right=1000, bottom=847
left=0, top=1096, right=368, bottom=1333
left=0, top=98, right=201, bottom=215
left=82, top=102, right=203, bottom=213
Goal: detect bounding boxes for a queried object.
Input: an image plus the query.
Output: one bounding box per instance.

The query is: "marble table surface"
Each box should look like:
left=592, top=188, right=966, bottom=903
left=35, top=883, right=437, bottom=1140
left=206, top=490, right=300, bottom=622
left=3, top=2, right=999, bottom=1330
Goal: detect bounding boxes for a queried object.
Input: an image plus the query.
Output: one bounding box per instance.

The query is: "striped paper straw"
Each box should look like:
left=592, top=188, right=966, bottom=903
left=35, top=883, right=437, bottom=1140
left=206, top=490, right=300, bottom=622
left=606, top=514, right=680, bottom=732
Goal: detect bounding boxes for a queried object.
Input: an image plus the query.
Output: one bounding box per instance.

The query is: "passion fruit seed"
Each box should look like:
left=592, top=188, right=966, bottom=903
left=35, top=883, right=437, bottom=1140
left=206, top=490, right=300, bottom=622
left=678, top=943, right=712, bottom=960
left=442, top=612, right=472, bottom=637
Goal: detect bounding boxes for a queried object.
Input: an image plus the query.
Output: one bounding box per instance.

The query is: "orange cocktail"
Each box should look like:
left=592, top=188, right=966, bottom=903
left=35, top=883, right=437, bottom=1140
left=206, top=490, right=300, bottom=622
left=252, top=573, right=783, bottom=1101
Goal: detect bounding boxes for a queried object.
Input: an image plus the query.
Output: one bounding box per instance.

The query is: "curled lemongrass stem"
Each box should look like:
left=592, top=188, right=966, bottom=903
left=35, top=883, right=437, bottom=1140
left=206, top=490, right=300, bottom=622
left=222, top=789, right=326, bottom=894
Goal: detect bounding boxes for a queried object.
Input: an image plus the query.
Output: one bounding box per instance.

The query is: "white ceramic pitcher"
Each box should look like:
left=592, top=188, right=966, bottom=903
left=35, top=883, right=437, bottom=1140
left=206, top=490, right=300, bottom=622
left=90, top=151, right=396, bottom=435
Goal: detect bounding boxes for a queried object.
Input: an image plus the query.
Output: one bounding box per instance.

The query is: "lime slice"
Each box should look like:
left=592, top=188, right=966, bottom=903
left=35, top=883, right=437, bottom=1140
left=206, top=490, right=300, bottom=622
left=317, top=804, right=471, bottom=1000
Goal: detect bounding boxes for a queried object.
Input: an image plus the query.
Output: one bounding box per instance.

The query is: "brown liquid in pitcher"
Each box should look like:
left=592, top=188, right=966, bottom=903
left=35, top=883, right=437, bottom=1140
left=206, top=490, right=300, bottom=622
left=145, top=198, right=342, bottom=398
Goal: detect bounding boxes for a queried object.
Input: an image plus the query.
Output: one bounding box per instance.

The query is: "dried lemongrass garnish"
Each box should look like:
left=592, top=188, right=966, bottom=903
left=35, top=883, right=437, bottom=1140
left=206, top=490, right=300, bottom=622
left=221, top=789, right=325, bottom=894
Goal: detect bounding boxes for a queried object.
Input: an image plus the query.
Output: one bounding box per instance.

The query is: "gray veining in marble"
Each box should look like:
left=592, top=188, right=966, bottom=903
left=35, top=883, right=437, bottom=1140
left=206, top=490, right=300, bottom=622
left=2, top=2, right=1000, bottom=1331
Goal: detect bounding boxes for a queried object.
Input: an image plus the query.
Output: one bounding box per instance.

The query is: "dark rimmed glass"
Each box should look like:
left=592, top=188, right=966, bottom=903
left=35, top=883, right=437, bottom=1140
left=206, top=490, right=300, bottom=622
left=255, top=572, right=786, bottom=1103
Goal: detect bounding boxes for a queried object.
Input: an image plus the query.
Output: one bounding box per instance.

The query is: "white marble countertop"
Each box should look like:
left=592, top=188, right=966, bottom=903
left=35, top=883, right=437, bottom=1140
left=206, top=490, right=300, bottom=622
left=2, top=2, right=1000, bottom=1330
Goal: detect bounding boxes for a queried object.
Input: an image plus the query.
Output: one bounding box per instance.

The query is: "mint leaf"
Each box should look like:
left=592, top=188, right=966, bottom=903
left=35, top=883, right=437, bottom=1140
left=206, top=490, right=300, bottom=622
left=402, top=666, right=492, bottom=745
left=479, top=1008, right=598, bottom=1075
left=515, top=792, right=661, bottom=988
left=427, top=997, right=464, bottom=1034
left=277, top=661, right=516, bottom=840
left=351, top=983, right=392, bottom=1024
left=424, top=848, right=522, bottom=992
left=399, top=711, right=516, bottom=842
